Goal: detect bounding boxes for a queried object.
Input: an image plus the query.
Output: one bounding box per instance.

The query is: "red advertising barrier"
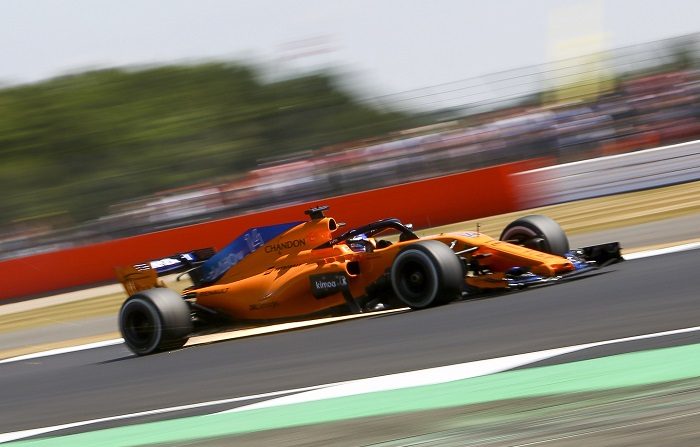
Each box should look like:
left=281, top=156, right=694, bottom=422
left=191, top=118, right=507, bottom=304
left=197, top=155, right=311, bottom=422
left=0, top=162, right=530, bottom=301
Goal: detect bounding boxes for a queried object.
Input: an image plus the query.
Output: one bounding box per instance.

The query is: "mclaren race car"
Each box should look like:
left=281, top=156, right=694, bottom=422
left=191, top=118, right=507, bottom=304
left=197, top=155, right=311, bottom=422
left=116, top=206, right=622, bottom=355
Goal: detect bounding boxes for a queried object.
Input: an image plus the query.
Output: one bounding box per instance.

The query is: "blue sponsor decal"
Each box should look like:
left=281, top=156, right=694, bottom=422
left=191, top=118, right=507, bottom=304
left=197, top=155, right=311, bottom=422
left=142, top=250, right=215, bottom=275
left=565, top=251, right=593, bottom=271
left=149, top=256, right=188, bottom=274
left=198, top=221, right=302, bottom=283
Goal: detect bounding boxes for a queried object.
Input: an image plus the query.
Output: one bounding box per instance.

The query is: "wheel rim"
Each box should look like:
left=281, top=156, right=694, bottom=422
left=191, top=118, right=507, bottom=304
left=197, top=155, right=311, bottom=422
left=401, top=261, right=428, bottom=296
left=501, top=226, right=545, bottom=251
left=392, top=251, right=439, bottom=307
left=121, top=301, right=160, bottom=351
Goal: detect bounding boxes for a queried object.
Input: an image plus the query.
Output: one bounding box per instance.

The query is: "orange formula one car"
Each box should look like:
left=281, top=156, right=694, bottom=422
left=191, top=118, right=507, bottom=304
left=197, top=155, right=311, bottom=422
left=116, top=206, right=622, bottom=355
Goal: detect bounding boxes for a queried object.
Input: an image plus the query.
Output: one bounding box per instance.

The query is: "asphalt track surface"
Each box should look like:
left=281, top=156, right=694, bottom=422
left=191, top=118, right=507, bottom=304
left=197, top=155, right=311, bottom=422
left=1, top=247, right=699, bottom=443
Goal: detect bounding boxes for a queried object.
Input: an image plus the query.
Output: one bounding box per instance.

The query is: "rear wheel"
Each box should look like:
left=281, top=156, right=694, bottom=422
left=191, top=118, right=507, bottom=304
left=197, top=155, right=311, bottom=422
left=499, top=215, right=569, bottom=256
left=119, top=288, right=192, bottom=355
left=390, top=241, right=464, bottom=309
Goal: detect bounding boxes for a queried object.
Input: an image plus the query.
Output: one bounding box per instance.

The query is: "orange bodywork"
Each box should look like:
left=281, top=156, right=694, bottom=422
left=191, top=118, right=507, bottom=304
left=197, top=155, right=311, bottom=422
left=117, top=214, right=576, bottom=322
left=115, top=265, right=165, bottom=296
left=191, top=217, right=397, bottom=320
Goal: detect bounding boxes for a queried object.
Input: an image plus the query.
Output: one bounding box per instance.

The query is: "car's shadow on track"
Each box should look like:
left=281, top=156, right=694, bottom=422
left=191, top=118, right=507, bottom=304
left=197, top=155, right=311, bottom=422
left=99, top=354, right=139, bottom=364
left=559, top=269, right=616, bottom=283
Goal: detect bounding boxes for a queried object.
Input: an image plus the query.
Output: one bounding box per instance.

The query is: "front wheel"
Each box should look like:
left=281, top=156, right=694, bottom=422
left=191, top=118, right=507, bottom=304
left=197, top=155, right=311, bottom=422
left=119, top=288, right=192, bottom=355
left=499, top=215, right=569, bottom=256
left=390, top=241, right=464, bottom=309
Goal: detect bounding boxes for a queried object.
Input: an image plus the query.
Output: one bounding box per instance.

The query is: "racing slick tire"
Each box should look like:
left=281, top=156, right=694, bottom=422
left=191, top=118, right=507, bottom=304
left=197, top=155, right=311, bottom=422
left=390, top=241, right=463, bottom=309
left=499, top=215, right=569, bottom=256
left=119, top=288, right=192, bottom=355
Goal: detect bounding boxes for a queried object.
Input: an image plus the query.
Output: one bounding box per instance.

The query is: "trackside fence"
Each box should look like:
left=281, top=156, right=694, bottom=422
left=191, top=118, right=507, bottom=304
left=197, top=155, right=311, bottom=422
left=514, top=139, right=700, bottom=208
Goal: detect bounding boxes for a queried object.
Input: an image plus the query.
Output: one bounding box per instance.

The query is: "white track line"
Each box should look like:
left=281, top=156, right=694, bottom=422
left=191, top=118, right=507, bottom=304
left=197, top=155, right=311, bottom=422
left=0, top=383, right=339, bottom=444
left=623, top=242, right=700, bottom=260
left=0, top=310, right=405, bottom=365
left=220, top=325, right=700, bottom=413
left=0, top=340, right=124, bottom=364
left=3, top=325, right=700, bottom=444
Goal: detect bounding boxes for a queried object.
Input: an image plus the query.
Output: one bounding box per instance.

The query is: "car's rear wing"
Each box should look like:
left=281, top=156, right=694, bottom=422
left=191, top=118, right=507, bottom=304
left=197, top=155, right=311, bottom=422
left=115, top=248, right=215, bottom=296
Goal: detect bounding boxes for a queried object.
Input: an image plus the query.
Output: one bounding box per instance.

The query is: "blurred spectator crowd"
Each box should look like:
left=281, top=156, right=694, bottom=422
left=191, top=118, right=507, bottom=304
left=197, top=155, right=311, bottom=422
left=99, top=68, right=700, bottom=229
left=2, top=67, right=699, bottom=260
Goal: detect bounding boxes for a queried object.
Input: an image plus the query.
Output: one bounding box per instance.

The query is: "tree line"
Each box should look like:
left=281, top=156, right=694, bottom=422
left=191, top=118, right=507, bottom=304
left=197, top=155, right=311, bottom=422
left=0, top=63, right=414, bottom=229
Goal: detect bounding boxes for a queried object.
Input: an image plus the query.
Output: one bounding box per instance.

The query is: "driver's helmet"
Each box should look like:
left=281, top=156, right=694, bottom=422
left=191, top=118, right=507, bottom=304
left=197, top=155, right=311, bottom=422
left=347, top=233, right=373, bottom=252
